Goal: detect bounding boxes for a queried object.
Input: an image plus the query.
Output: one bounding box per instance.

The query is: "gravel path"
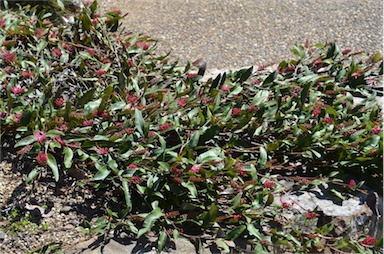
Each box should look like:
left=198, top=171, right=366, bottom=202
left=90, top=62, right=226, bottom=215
left=99, top=0, right=383, bottom=70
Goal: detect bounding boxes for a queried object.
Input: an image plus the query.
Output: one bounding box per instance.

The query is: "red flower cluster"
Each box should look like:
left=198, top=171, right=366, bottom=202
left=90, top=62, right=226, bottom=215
left=34, top=28, right=45, bottom=37
left=263, top=181, right=275, bottom=189
left=130, top=175, right=142, bottom=184
left=34, top=131, right=46, bottom=144
left=137, top=42, right=149, bottom=50
left=54, top=97, right=65, bottom=107
left=92, top=110, right=108, bottom=118
left=36, top=152, right=48, bottom=165
left=221, top=84, right=231, bottom=92
left=95, top=146, right=109, bottom=155
left=231, top=107, right=241, bottom=117
left=347, top=179, right=356, bottom=189
left=127, top=93, right=138, bottom=104
left=313, top=108, right=321, bottom=118
left=22, top=71, right=32, bottom=79
left=127, top=164, right=138, bottom=169
left=189, top=165, right=200, bottom=173
left=232, top=214, right=241, bottom=221
left=187, top=72, right=197, bottom=79
left=362, top=235, right=377, bottom=246
left=11, top=86, right=24, bottom=95
left=95, top=69, right=107, bottom=76
left=305, top=211, right=318, bottom=220
left=323, top=117, right=332, bottom=124
left=177, top=97, right=188, bottom=107
left=248, top=104, right=259, bottom=112
left=372, top=126, right=381, bottom=135
left=52, top=48, right=62, bottom=57
left=159, top=122, right=173, bottom=131
left=86, top=48, right=96, bottom=56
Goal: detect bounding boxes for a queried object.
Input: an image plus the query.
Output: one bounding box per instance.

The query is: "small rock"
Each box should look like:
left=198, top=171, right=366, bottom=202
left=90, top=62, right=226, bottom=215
left=63, top=224, right=75, bottom=230
left=0, top=231, right=6, bottom=241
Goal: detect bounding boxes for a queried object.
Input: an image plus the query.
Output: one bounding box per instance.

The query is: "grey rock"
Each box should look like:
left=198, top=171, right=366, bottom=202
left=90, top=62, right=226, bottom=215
left=0, top=231, right=6, bottom=241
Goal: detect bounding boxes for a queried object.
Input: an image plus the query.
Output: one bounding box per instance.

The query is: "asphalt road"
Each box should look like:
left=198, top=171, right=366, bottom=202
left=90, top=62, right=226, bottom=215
left=103, top=0, right=383, bottom=70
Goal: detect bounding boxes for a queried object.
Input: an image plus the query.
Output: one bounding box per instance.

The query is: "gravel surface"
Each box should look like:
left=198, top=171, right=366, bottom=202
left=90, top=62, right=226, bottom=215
left=99, top=0, right=383, bottom=70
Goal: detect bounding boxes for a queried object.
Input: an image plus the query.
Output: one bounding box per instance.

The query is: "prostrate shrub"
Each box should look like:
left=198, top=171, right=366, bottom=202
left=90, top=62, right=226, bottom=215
left=0, top=1, right=382, bottom=253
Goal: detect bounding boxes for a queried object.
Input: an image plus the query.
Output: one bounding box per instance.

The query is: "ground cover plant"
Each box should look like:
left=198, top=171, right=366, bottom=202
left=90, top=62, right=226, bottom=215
left=0, top=1, right=383, bottom=253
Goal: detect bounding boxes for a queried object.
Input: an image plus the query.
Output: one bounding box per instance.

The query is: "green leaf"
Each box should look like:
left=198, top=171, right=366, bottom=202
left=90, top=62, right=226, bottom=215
left=122, top=179, right=132, bottom=212
left=225, top=225, right=246, bottom=240
left=215, top=239, right=230, bottom=253
left=265, top=193, right=274, bottom=206
left=246, top=223, right=262, bottom=240
left=135, top=108, right=145, bottom=137
left=47, top=153, right=59, bottom=182
left=15, top=135, right=35, bottom=148
left=257, top=146, right=267, bottom=168
left=157, top=231, right=167, bottom=253
left=262, top=71, right=277, bottom=87
left=93, top=165, right=111, bottom=181
left=137, top=207, right=164, bottom=237
left=181, top=181, right=197, bottom=198
left=84, top=98, right=102, bottom=114
left=202, top=203, right=218, bottom=228
left=325, top=105, right=338, bottom=117
left=81, top=12, right=92, bottom=31
left=197, top=148, right=223, bottom=163
left=63, top=147, right=73, bottom=169
left=26, top=168, right=40, bottom=184
left=189, top=131, right=200, bottom=149
left=237, top=66, right=253, bottom=83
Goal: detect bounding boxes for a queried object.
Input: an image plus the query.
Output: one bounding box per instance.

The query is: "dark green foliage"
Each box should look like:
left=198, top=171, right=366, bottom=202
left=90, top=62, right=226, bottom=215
left=0, top=1, right=382, bottom=253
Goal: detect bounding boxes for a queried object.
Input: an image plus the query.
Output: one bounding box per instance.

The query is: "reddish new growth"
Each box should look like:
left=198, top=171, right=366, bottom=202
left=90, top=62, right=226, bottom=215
left=54, top=97, right=65, bottom=107
left=263, top=181, right=275, bottom=189
left=11, top=86, right=24, bottom=95
left=34, top=131, right=46, bottom=144
left=305, top=212, right=318, bottom=220
left=231, top=107, right=241, bottom=117
left=362, top=235, right=377, bottom=246
left=159, top=122, right=173, bottom=131
left=36, top=152, right=48, bottom=165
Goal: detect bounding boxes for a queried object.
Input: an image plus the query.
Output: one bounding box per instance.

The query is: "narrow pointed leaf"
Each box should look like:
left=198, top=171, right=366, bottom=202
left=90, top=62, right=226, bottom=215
left=47, top=153, right=59, bottom=182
